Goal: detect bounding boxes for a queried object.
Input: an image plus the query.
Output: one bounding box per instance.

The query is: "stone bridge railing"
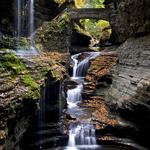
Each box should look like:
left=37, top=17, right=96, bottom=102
left=68, top=8, right=110, bottom=21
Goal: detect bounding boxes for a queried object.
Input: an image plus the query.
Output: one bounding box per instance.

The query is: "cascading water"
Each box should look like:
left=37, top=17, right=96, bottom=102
left=71, top=52, right=101, bottom=77
left=68, top=124, right=97, bottom=146
left=29, top=0, right=38, bottom=51
left=66, top=52, right=101, bottom=150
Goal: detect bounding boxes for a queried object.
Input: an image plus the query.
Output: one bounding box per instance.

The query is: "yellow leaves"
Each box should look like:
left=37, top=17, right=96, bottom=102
left=96, top=20, right=110, bottom=30
left=54, top=0, right=65, bottom=5
left=75, top=0, right=86, bottom=8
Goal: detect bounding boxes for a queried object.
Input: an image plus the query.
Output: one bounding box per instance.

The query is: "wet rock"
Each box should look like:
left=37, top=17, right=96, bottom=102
left=64, top=79, right=78, bottom=90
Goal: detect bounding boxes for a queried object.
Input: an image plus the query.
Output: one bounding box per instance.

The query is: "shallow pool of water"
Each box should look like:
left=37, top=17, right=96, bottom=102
left=49, top=145, right=134, bottom=150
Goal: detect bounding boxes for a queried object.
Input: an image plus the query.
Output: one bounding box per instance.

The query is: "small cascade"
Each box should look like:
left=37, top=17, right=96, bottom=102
left=68, top=124, right=97, bottom=146
left=66, top=52, right=101, bottom=149
left=67, top=84, right=83, bottom=108
left=71, top=53, right=80, bottom=77
left=71, top=52, right=100, bottom=77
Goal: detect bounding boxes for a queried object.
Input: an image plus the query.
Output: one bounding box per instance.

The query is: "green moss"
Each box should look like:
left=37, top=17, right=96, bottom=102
left=0, top=52, right=26, bottom=74
left=57, top=13, right=70, bottom=33
left=22, top=74, right=40, bottom=100
left=16, top=38, right=32, bottom=50
left=22, top=75, right=38, bottom=90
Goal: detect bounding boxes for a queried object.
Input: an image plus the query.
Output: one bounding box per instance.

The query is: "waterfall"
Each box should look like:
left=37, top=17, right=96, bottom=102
left=16, top=0, right=34, bottom=37
left=67, top=84, right=83, bottom=108
left=17, top=0, right=22, bottom=45
left=29, top=0, right=34, bottom=36
left=68, top=124, right=97, bottom=146
left=66, top=52, right=100, bottom=149
left=15, top=0, right=38, bottom=56
left=71, top=53, right=80, bottom=77
left=72, top=52, right=101, bottom=77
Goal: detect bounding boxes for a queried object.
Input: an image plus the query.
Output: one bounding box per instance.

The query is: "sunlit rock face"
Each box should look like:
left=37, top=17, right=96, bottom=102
left=105, top=0, right=150, bottom=44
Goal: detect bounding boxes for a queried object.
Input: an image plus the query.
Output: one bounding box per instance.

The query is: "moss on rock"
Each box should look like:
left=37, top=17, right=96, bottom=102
left=34, top=12, right=70, bottom=52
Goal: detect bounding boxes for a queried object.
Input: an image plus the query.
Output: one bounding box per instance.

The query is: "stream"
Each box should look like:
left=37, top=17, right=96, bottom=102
left=66, top=52, right=100, bottom=150
left=20, top=51, right=146, bottom=150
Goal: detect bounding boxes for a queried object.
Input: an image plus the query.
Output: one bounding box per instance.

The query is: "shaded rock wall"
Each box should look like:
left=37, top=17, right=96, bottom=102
left=105, top=35, right=150, bottom=148
left=105, top=0, right=150, bottom=44
left=106, top=35, right=150, bottom=110
left=0, top=0, right=15, bottom=35
left=70, top=29, right=91, bottom=47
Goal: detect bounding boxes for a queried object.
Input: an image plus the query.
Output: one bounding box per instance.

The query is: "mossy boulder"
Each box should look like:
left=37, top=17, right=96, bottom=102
left=34, top=12, right=70, bottom=52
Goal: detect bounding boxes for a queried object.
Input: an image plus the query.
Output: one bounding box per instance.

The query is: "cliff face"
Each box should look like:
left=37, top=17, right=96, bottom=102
left=105, top=35, right=150, bottom=147
left=106, top=0, right=150, bottom=44
left=0, top=0, right=15, bottom=35
left=0, top=51, right=68, bottom=150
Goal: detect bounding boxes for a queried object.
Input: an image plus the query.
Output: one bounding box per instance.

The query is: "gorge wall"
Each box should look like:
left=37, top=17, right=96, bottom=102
left=103, top=0, right=150, bottom=148
left=105, top=35, right=150, bottom=148
left=106, top=0, right=150, bottom=44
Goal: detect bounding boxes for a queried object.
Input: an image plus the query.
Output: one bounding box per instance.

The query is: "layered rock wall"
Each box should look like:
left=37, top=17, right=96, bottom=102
left=105, top=35, right=150, bottom=148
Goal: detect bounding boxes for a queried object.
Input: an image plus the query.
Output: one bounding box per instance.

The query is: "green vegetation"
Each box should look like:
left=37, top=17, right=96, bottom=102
left=0, top=36, right=31, bottom=50
left=57, top=12, right=70, bottom=33
left=0, top=51, right=25, bottom=74
left=75, top=0, right=105, bottom=8
left=54, top=0, right=65, bottom=5
left=22, top=75, right=39, bottom=90
left=16, top=37, right=33, bottom=51
left=75, top=19, right=111, bottom=46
